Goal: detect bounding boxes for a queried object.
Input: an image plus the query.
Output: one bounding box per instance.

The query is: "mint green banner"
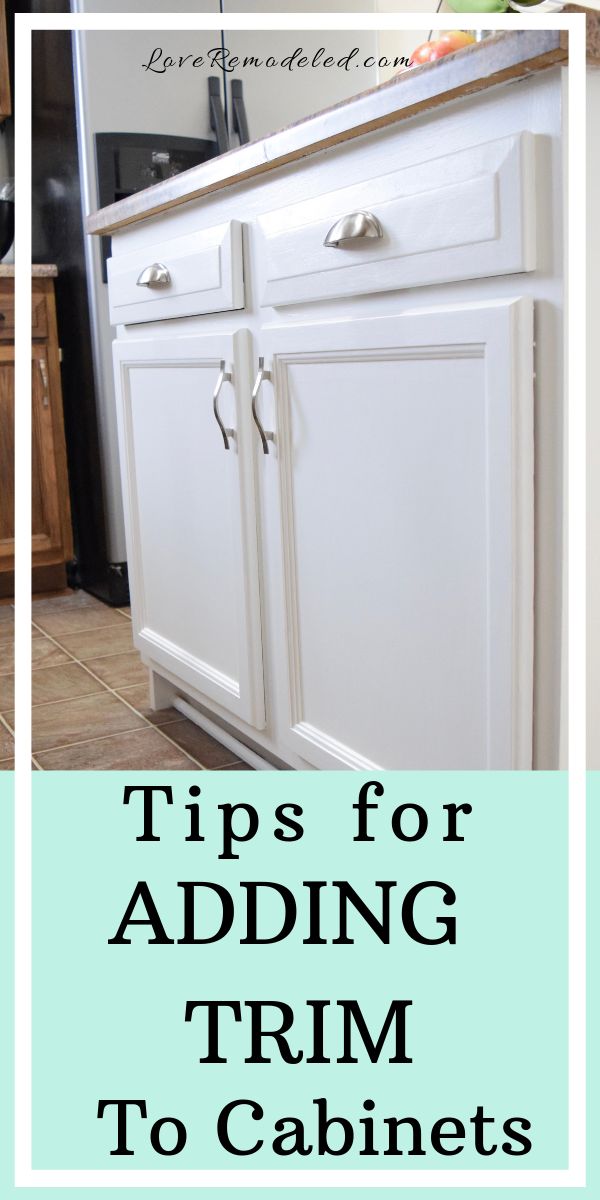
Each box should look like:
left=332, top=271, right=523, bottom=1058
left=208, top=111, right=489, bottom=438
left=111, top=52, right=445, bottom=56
left=1, top=769, right=596, bottom=1196
left=30, top=772, right=567, bottom=1171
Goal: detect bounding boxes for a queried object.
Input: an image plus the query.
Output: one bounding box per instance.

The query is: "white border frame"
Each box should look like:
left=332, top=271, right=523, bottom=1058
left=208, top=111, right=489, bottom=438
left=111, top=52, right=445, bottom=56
left=13, top=10, right=586, bottom=1189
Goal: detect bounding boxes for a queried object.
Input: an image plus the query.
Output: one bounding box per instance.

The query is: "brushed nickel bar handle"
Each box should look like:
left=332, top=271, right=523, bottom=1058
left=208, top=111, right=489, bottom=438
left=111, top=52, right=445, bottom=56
left=251, top=357, right=275, bottom=455
left=212, top=360, right=234, bottom=450
left=136, top=262, right=171, bottom=287
left=323, top=210, right=383, bottom=248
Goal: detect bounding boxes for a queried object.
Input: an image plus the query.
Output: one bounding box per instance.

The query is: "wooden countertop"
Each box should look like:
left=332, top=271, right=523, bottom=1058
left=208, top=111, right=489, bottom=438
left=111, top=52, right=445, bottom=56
left=0, top=264, right=58, bottom=277
left=87, top=29, right=567, bottom=237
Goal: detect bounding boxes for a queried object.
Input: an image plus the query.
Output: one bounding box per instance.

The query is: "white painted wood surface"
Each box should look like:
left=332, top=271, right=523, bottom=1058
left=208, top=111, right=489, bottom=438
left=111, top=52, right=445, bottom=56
left=108, top=221, right=244, bottom=325
left=113, top=330, right=265, bottom=728
left=106, top=70, right=564, bottom=768
left=261, top=300, right=534, bottom=769
left=258, top=133, right=536, bottom=307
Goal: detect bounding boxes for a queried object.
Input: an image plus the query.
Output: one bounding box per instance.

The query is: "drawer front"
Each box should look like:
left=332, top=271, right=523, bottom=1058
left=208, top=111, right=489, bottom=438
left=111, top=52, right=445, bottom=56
left=107, top=220, right=244, bottom=325
left=258, top=133, right=536, bottom=308
left=0, top=292, right=13, bottom=339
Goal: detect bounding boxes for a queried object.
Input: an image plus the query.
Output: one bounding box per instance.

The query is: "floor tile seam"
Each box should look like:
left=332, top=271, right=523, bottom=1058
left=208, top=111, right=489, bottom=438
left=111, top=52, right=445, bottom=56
left=0, top=711, right=14, bottom=737
left=33, top=722, right=168, bottom=757
left=33, top=722, right=206, bottom=765
left=35, top=643, right=138, bottom=665
left=31, top=619, right=128, bottom=638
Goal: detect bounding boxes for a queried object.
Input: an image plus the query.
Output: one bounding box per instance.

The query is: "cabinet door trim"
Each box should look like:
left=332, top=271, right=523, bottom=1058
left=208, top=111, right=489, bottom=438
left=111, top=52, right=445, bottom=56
left=262, top=298, right=534, bottom=770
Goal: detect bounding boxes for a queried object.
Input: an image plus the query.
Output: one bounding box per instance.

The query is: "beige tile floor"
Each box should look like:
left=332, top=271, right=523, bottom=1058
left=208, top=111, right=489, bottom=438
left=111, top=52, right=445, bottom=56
left=0, top=592, right=251, bottom=771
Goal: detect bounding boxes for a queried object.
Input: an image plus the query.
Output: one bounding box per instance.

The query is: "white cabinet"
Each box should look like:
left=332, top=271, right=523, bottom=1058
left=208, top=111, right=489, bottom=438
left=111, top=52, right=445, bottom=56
left=113, top=330, right=265, bottom=728
left=107, top=68, right=564, bottom=769
left=260, top=301, right=534, bottom=769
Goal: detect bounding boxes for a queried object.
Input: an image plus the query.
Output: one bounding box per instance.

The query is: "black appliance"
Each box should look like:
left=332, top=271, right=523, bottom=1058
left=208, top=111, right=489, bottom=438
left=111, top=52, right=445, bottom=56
left=0, top=199, right=13, bottom=260
left=95, top=130, right=218, bottom=283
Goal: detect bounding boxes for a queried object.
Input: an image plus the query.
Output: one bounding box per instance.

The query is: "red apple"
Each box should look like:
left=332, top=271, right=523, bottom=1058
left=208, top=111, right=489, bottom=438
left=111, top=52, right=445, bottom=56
left=437, top=30, right=476, bottom=52
left=409, top=41, right=438, bottom=66
left=428, top=42, right=456, bottom=61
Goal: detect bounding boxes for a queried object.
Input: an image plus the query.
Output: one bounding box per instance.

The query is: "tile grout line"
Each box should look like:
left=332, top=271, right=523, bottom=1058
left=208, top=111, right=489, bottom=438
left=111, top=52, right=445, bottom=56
left=31, top=687, right=106, bottom=710
left=32, top=660, right=88, bottom=674
left=32, top=624, right=127, bottom=643
left=34, top=630, right=131, bottom=647
left=31, top=635, right=141, bottom=666
left=29, top=619, right=211, bottom=769
left=0, top=711, right=14, bottom=738
left=34, top=723, right=198, bottom=758
left=32, top=716, right=187, bottom=753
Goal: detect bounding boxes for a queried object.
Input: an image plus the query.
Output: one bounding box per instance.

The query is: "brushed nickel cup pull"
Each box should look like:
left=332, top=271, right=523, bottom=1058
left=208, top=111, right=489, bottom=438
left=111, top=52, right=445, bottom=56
left=251, top=357, right=275, bottom=455
left=136, top=262, right=171, bottom=287
left=323, top=210, right=383, bottom=248
left=212, top=360, right=235, bottom=450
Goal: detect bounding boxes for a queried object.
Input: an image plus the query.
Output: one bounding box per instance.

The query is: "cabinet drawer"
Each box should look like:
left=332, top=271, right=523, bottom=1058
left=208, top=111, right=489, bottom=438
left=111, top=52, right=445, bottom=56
left=107, top=220, right=244, bottom=326
left=258, top=132, right=536, bottom=308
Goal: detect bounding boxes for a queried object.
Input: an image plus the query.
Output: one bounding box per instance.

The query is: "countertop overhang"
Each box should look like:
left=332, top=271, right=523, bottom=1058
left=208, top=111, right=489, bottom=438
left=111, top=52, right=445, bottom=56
left=0, top=264, right=57, bottom=277
left=87, top=29, right=568, bottom=238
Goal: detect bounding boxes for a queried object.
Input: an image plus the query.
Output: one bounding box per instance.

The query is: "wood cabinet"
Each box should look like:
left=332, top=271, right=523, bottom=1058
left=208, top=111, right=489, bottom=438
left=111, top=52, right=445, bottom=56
left=0, top=274, right=73, bottom=597
left=107, top=66, right=564, bottom=769
left=0, top=2, right=10, bottom=122
left=0, top=338, right=14, bottom=580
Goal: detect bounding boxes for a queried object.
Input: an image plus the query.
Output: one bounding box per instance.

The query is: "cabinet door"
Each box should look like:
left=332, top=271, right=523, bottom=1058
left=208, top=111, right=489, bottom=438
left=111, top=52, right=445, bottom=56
left=260, top=299, right=534, bottom=769
left=31, top=344, right=73, bottom=570
left=113, top=330, right=265, bottom=729
left=1, top=343, right=72, bottom=589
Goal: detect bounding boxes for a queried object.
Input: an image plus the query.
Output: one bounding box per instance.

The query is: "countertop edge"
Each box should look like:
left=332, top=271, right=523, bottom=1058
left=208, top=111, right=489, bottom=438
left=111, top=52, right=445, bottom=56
left=86, top=29, right=568, bottom=237
left=0, top=264, right=58, bottom=277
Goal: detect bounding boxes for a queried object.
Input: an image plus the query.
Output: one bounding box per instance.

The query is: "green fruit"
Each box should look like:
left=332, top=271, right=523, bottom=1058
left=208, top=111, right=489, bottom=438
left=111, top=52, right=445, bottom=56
left=446, top=0, right=509, bottom=11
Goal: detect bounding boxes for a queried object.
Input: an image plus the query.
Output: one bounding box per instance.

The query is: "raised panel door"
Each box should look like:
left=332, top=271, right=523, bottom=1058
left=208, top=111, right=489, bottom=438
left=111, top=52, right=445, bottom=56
left=113, top=329, right=265, bottom=728
left=260, top=299, right=534, bottom=769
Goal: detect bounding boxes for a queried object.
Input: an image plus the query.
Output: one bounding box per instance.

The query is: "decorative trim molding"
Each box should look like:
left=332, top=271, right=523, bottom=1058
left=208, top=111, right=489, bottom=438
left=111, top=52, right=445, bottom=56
left=292, top=722, right=381, bottom=772
left=266, top=300, right=534, bottom=769
left=139, top=627, right=240, bottom=700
